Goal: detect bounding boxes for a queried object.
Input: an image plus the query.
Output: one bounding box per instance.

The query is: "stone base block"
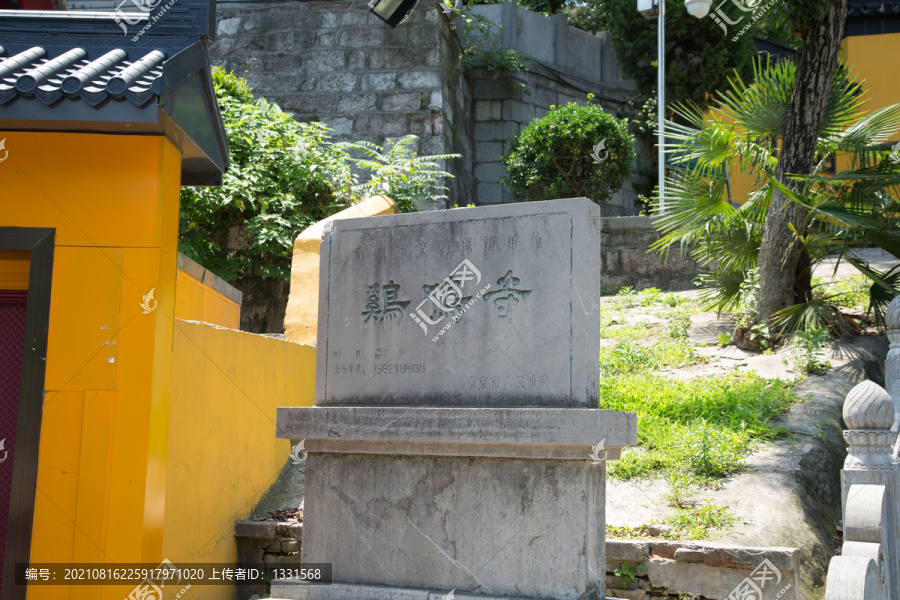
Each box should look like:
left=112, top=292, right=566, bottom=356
left=300, top=453, right=606, bottom=600
left=270, top=581, right=539, bottom=600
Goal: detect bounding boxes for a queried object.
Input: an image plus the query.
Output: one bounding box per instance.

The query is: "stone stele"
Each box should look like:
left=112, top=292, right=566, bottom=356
left=276, top=198, right=636, bottom=600
left=314, top=197, right=602, bottom=408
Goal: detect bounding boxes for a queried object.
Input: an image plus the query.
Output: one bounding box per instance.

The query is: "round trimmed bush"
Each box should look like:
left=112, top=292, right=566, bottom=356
left=501, top=99, right=634, bottom=204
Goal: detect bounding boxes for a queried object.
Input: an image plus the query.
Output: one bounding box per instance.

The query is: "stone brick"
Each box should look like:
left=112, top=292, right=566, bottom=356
left=474, top=162, right=505, bottom=183
left=288, top=30, right=337, bottom=51
left=424, top=47, right=442, bottom=67
left=316, top=73, right=359, bottom=93
left=355, top=113, right=409, bottom=135
left=418, top=135, right=448, bottom=156
left=473, top=78, right=522, bottom=101
left=268, top=31, right=296, bottom=52
left=235, top=521, right=276, bottom=539
left=290, top=11, right=325, bottom=29
left=327, top=117, right=354, bottom=136
left=608, top=541, right=649, bottom=562
left=503, top=99, right=536, bottom=123
left=339, top=28, right=386, bottom=47
left=286, top=95, right=343, bottom=116
left=475, top=141, right=502, bottom=163
left=674, top=548, right=706, bottom=563
left=361, top=73, right=397, bottom=92
left=527, top=85, right=553, bottom=107
left=368, top=48, right=422, bottom=70
left=336, top=94, right=379, bottom=114
left=477, top=182, right=504, bottom=204
left=408, top=111, right=443, bottom=136
left=217, top=17, right=241, bottom=36
left=398, top=70, right=441, bottom=90
left=428, top=91, right=442, bottom=110
left=610, top=590, right=648, bottom=600
left=322, top=10, right=369, bottom=28
left=299, top=50, right=346, bottom=75
left=347, top=50, right=366, bottom=69
left=475, top=100, right=502, bottom=121
left=383, top=92, right=425, bottom=112
left=240, top=12, right=271, bottom=32
left=473, top=121, right=518, bottom=142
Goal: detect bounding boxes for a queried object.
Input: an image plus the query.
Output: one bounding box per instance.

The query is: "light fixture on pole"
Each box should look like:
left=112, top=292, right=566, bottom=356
left=684, top=0, right=712, bottom=18
left=639, top=0, right=711, bottom=215
left=368, top=0, right=419, bottom=28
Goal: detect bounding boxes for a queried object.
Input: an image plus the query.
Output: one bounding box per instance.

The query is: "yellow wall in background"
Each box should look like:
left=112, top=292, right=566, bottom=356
left=2, top=130, right=181, bottom=599
left=164, top=320, right=315, bottom=584
left=702, top=34, right=900, bottom=205
left=843, top=33, right=900, bottom=113
left=174, top=269, right=241, bottom=329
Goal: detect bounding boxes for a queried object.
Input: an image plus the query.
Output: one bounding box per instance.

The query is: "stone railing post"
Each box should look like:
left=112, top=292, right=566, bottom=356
left=825, top=380, right=900, bottom=599
left=885, top=295, right=900, bottom=459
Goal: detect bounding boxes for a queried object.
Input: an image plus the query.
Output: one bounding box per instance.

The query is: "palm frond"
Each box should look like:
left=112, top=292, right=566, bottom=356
left=770, top=299, right=858, bottom=340
left=842, top=260, right=900, bottom=327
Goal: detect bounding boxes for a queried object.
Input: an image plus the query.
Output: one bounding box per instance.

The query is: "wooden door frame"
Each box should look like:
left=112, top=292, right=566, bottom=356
left=0, top=228, right=54, bottom=600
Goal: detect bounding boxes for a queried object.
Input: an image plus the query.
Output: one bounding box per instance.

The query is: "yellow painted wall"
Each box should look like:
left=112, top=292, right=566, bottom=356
left=720, top=34, right=900, bottom=203
left=284, top=195, right=397, bottom=345
left=174, top=268, right=241, bottom=329
left=843, top=33, right=900, bottom=113
left=1, top=130, right=181, bottom=599
left=163, top=320, right=315, bottom=591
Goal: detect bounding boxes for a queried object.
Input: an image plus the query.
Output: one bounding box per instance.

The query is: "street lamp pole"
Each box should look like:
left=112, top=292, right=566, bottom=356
left=641, top=0, right=713, bottom=214
left=657, top=0, right=665, bottom=215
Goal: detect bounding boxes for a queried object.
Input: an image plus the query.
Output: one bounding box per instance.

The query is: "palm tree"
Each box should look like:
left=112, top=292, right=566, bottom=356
left=652, top=57, right=900, bottom=346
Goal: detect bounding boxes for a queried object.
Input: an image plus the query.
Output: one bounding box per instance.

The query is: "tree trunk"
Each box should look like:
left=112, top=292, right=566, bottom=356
left=749, top=0, right=846, bottom=349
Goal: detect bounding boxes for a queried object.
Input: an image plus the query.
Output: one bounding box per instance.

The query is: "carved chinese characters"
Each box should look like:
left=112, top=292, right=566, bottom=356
left=315, top=198, right=602, bottom=408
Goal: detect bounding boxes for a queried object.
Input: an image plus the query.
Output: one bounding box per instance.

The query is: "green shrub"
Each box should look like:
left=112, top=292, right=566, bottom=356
left=338, top=136, right=459, bottom=213
left=179, top=67, right=354, bottom=286
left=501, top=97, right=634, bottom=204
left=179, top=69, right=460, bottom=331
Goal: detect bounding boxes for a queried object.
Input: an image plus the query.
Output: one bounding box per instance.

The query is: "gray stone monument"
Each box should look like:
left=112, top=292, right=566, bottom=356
left=275, top=198, right=637, bottom=600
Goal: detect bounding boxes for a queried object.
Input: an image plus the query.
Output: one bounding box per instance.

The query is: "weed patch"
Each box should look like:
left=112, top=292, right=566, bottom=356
left=600, top=372, right=794, bottom=479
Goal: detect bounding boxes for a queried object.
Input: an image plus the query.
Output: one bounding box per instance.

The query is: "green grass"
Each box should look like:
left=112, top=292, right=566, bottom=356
left=605, top=499, right=741, bottom=540
left=814, top=274, right=870, bottom=312
left=600, top=372, right=794, bottom=480
left=664, top=500, right=741, bottom=539
left=601, top=322, right=654, bottom=342
left=599, top=339, right=700, bottom=376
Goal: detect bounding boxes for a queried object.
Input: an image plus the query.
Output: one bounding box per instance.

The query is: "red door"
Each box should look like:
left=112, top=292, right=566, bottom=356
left=0, top=291, right=27, bottom=585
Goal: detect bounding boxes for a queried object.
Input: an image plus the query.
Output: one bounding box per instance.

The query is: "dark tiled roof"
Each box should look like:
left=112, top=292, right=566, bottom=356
left=0, top=46, right=166, bottom=108
left=847, top=2, right=900, bottom=17
left=0, top=0, right=228, bottom=185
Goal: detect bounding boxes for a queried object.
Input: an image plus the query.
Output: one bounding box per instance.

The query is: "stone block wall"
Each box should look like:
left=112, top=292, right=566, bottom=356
left=606, top=540, right=800, bottom=600
left=465, top=6, right=642, bottom=210
left=234, top=519, right=303, bottom=600
left=601, top=216, right=701, bottom=292
left=208, top=1, right=473, bottom=209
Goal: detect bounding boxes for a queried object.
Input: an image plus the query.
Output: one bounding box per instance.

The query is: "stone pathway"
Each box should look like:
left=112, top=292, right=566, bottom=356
left=602, top=263, right=892, bottom=599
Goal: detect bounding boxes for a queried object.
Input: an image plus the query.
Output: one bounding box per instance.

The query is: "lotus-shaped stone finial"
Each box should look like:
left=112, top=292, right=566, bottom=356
left=885, top=295, right=900, bottom=330
left=844, top=380, right=895, bottom=430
